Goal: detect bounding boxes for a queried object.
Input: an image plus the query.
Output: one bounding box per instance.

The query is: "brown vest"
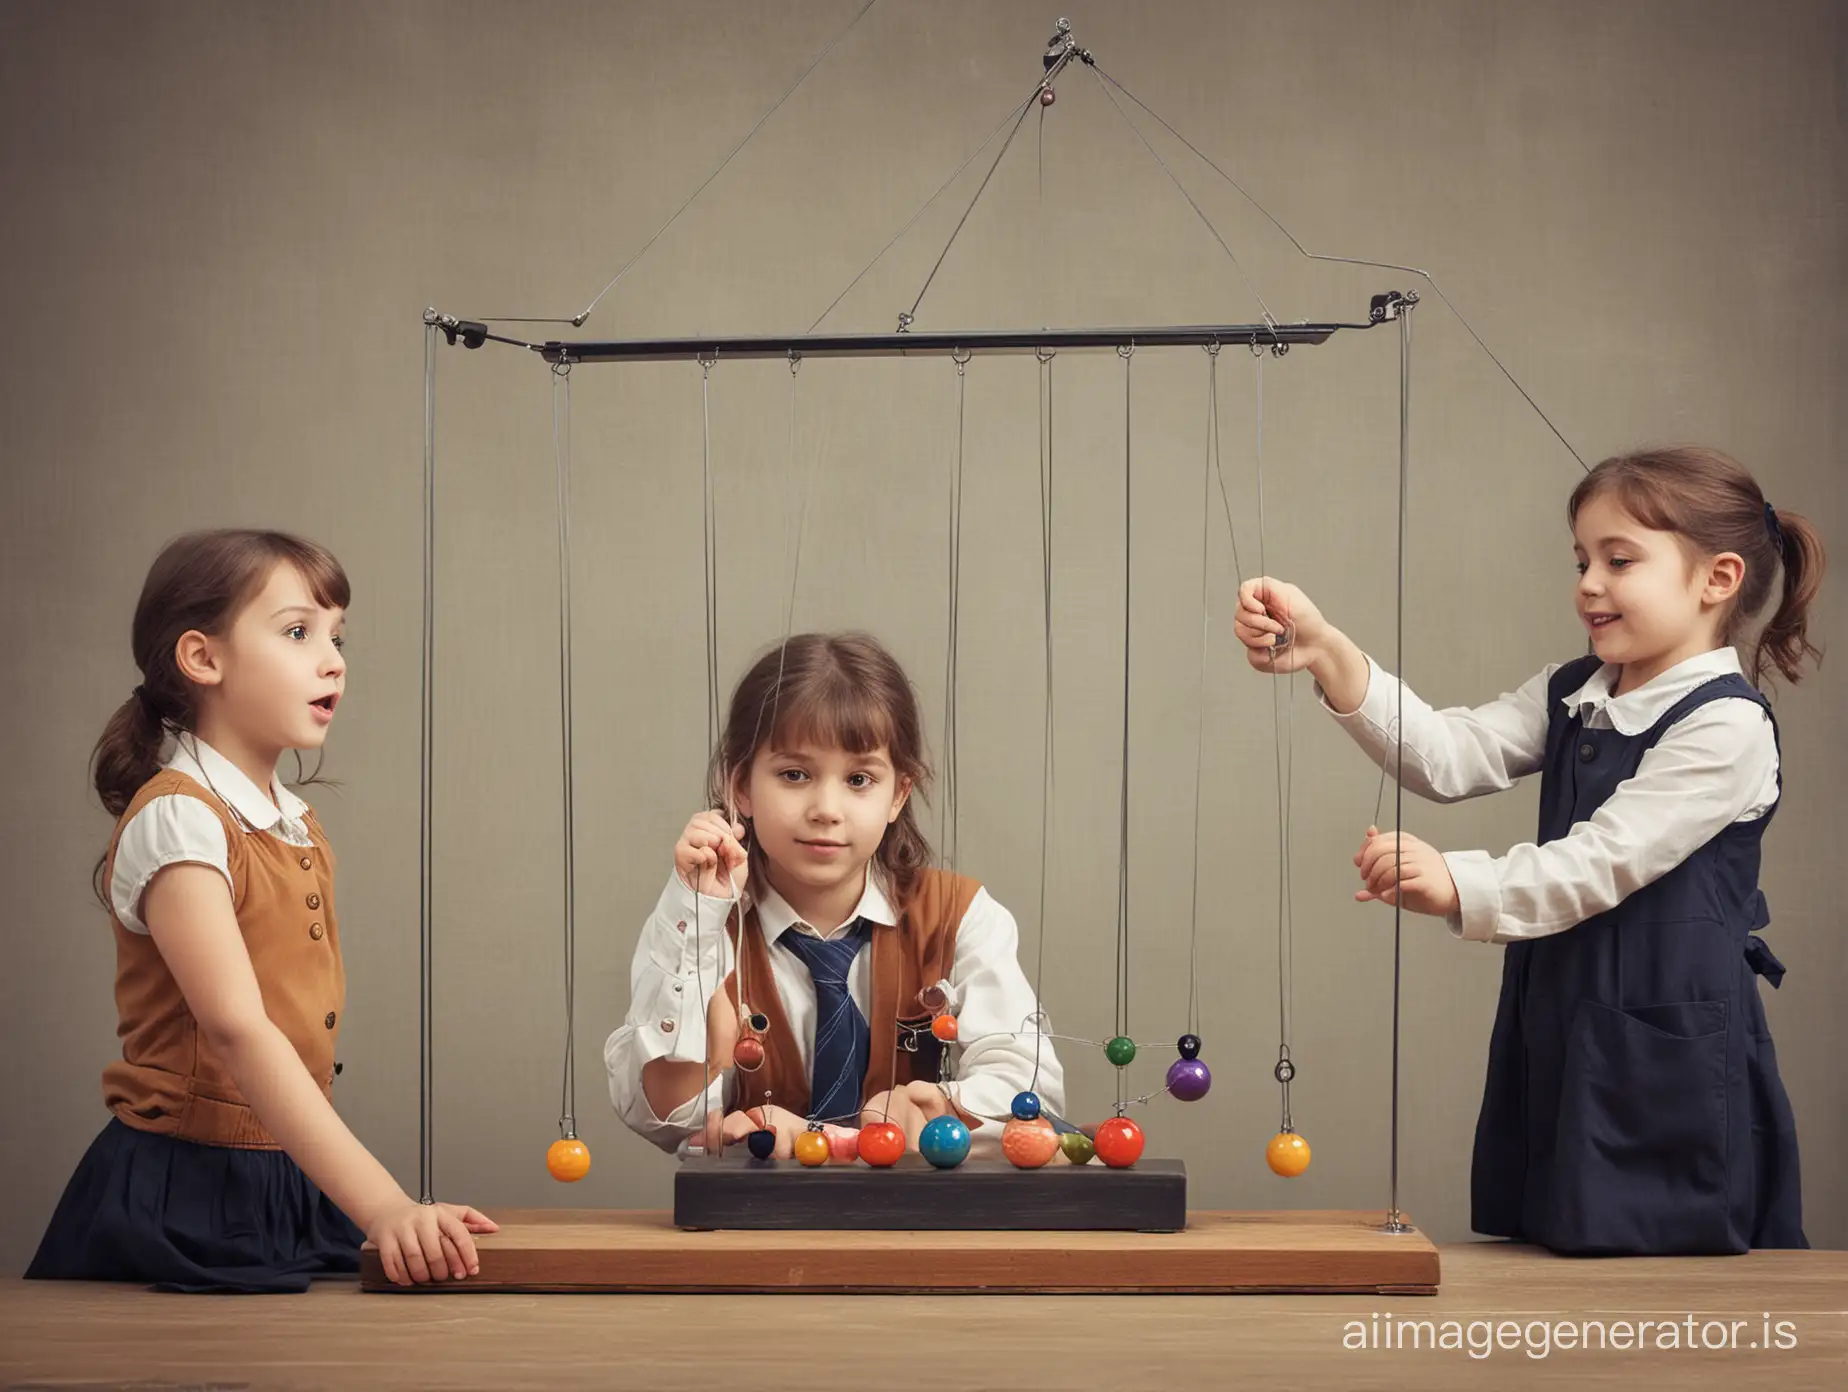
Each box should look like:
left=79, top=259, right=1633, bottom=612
left=720, top=868, right=981, bottom=1120
left=100, top=771, right=345, bottom=1149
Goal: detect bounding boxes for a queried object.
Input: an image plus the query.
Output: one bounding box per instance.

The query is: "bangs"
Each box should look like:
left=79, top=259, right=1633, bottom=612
left=764, top=669, right=897, bottom=759
left=277, top=535, right=352, bottom=611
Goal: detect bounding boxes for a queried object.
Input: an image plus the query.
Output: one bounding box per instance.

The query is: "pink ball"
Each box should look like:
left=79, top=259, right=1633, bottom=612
left=826, top=1126, right=861, bottom=1163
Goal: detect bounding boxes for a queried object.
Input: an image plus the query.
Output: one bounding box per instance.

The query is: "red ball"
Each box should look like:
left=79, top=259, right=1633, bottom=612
left=931, top=1014, right=959, bottom=1043
left=858, top=1119, right=905, bottom=1167
left=1039, top=86, right=1056, bottom=107
left=1093, top=1117, right=1145, bottom=1169
left=733, top=1036, right=765, bottom=1070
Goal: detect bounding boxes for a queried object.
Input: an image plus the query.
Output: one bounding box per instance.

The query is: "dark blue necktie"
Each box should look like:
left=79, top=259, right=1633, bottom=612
left=780, top=919, right=870, bottom=1123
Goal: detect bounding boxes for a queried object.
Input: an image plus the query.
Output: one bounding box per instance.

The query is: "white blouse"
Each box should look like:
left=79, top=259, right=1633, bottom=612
left=109, top=735, right=316, bottom=934
left=604, top=868, right=1066, bottom=1157
left=1321, top=647, right=1780, bottom=944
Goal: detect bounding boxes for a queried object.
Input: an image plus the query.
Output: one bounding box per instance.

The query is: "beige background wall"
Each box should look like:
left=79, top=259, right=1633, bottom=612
left=2, top=0, right=1842, bottom=1271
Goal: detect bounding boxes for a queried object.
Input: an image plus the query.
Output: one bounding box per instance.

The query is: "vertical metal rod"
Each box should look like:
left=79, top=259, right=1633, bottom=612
left=418, top=314, right=437, bottom=1204
left=1383, top=306, right=1416, bottom=1235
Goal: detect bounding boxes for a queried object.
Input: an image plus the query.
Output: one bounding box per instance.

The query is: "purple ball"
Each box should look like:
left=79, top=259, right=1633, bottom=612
left=1166, top=1057, right=1212, bottom=1102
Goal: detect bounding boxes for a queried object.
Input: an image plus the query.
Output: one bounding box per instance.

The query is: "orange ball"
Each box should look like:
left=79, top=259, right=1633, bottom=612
left=931, top=1014, right=959, bottom=1043
left=1001, top=1116, right=1059, bottom=1169
left=546, top=1136, right=591, bottom=1182
left=1093, top=1117, right=1145, bottom=1169
left=858, top=1119, right=906, bottom=1167
left=1266, top=1130, right=1311, bottom=1177
left=793, top=1130, right=831, bottom=1167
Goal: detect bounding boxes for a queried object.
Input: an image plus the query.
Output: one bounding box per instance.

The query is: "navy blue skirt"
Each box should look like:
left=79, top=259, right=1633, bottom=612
left=26, top=1118, right=363, bottom=1293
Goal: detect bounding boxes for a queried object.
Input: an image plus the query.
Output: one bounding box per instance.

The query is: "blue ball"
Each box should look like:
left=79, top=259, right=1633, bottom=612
left=918, top=1115, right=972, bottom=1169
left=1010, top=1090, right=1042, bottom=1121
left=745, top=1128, right=776, bottom=1161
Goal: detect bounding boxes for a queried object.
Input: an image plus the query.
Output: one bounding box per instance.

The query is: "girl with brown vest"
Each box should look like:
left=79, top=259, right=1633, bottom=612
left=28, top=530, right=495, bottom=1291
left=605, top=632, right=1065, bottom=1160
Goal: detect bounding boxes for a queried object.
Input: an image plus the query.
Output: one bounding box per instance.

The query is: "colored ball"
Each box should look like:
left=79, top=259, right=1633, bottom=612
left=858, top=1119, right=906, bottom=1167
left=1267, top=1130, right=1311, bottom=1177
left=733, top=1036, right=766, bottom=1070
left=931, top=1014, right=959, bottom=1043
left=1165, top=1057, right=1212, bottom=1102
left=826, top=1126, right=860, bottom=1162
left=1010, top=1090, right=1042, bottom=1121
left=794, top=1130, right=831, bottom=1167
left=918, top=1115, right=972, bottom=1169
left=545, top=1137, right=591, bottom=1182
left=745, top=1128, right=777, bottom=1161
left=1094, top=1117, right=1145, bottom=1169
left=1059, top=1131, right=1095, bottom=1165
left=1039, top=85, right=1056, bottom=106
left=1176, top=1033, right=1202, bottom=1061
left=1001, top=1117, right=1059, bottom=1169
left=1105, top=1036, right=1137, bottom=1067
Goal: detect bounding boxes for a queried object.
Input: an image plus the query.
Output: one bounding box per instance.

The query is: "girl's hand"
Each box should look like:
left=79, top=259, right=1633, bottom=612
left=1234, top=577, right=1328, bottom=674
left=675, top=810, right=748, bottom=897
left=369, top=1195, right=499, bottom=1287
left=1354, top=826, right=1460, bottom=917
left=860, top=1081, right=955, bottom=1150
left=709, top=1103, right=809, bottom=1158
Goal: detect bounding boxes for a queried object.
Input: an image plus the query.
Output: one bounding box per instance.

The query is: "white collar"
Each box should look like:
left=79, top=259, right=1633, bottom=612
left=753, top=865, right=899, bottom=942
left=165, top=734, right=311, bottom=834
left=1561, top=648, right=1746, bottom=736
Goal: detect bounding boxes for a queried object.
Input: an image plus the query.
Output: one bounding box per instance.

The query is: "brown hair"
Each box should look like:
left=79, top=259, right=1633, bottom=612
left=1568, top=447, right=1826, bottom=688
left=92, top=530, right=350, bottom=898
left=711, top=632, right=935, bottom=899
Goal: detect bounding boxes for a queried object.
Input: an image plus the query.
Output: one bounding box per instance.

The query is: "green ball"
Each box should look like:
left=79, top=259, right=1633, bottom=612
left=1105, top=1036, right=1137, bottom=1067
left=1060, top=1131, right=1096, bottom=1165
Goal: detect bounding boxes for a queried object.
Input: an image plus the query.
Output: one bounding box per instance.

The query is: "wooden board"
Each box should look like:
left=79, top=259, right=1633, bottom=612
left=674, top=1154, right=1189, bottom=1230
left=359, top=1208, right=1441, bottom=1294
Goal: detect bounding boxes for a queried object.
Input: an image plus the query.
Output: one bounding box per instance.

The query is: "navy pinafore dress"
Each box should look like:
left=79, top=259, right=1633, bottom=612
left=1470, top=656, right=1806, bottom=1255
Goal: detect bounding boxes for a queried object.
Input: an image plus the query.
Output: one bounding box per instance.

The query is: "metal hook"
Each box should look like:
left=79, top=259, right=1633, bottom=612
left=551, top=354, right=574, bottom=378
left=1116, top=342, right=1135, bottom=360
left=951, top=345, right=971, bottom=374
left=787, top=349, right=802, bottom=376
left=896, top=311, right=915, bottom=333
left=1034, top=345, right=1056, bottom=364
left=1204, top=338, right=1222, bottom=359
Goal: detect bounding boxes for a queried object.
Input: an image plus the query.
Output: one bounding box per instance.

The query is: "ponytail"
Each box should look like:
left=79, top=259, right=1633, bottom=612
left=92, top=686, right=171, bottom=818
left=1752, top=506, right=1827, bottom=688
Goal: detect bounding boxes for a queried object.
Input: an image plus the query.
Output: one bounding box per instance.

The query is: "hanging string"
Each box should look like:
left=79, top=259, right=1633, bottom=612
left=1085, top=61, right=1587, bottom=474
left=551, top=360, right=580, bottom=1140
left=700, top=360, right=721, bottom=757
left=1029, top=348, right=1056, bottom=1093
left=1385, top=305, right=1416, bottom=1231
left=417, top=318, right=437, bottom=1204
left=1254, top=349, right=1299, bottom=1105
left=1185, top=346, right=1223, bottom=1039
left=1114, top=344, right=1135, bottom=1114
left=941, top=352, right=968, bottom=870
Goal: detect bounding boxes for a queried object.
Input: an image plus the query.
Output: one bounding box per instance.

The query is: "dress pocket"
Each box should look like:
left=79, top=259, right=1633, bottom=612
left=1549, top=998, right=1733, bottom=1254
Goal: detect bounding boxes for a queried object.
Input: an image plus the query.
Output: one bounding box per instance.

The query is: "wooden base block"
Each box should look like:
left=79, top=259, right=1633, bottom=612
left=360, top=1209, right=1441, bottom=1294
left=674, top=1154, right=1188, bottom=1231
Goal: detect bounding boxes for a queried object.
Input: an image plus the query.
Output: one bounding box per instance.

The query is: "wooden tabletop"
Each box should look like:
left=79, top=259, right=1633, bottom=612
left=4, top=1239, right=1843, bottom=1390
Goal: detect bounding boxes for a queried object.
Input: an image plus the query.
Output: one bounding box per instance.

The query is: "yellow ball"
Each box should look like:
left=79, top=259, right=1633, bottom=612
left=793, top=1130, right=832, bottom=1167
left=546, top=1136, right=592, bottom=1182
left=1266, top=1130, right=1311, bottom=1177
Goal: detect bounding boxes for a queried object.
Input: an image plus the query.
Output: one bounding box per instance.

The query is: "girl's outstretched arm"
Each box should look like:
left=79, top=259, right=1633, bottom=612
left=143, top=865, right=495, bottom=1285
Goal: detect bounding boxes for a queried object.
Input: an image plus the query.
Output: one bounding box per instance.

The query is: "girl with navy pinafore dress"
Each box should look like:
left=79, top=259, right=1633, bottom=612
left=28, top=529, right=496, bottom=1291
left=1233, top=447, right=1821, bottom=1255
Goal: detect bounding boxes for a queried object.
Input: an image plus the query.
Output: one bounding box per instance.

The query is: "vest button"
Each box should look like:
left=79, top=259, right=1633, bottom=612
left=324, top=1011, right=337, bottom=1029
left=299, top=855, right=313, bottom=870
left=1578, top=741, right=1596, bottom=762
left=309, top=922, right=325, bottom=941
left=661, top=1019, right=676, bottom=1033
left=307, top=892, right=322, bottom=910
left=676, top=920, right=687, bottom=932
